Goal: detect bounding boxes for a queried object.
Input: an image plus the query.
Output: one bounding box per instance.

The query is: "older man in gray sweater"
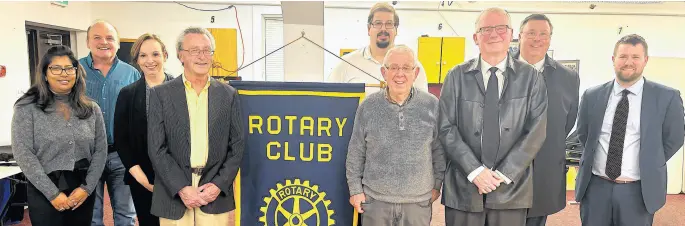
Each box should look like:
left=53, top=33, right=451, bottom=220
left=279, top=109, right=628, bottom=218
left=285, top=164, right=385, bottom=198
left=346, top=45, right=445, bottom=226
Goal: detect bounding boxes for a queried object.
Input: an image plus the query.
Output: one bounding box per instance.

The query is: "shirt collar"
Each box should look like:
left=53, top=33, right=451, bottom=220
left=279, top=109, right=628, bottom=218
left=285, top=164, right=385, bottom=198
left=182, top=74, right=211, bottom=90
left=84, top=53, right=119, bottom=70
left=518, top=55, right=545, bottom=72
left=480, top=54, right=508, bottom=74
left=612, top=76, right=644, bottom=96
left=363, top=45, right=381, bottom=65
left=384, top=87, right=415, bottom=106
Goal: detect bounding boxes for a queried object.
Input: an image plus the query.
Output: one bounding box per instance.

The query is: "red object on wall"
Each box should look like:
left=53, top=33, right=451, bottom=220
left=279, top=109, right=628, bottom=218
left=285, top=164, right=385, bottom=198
left=0, top=65, right=6, bottom=78
left=428, top=84, right=442, bottom=98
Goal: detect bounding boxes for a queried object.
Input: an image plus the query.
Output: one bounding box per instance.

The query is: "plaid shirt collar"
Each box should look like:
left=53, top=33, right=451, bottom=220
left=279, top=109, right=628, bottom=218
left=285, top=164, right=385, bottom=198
left=384, top=87, right=415, bottom=106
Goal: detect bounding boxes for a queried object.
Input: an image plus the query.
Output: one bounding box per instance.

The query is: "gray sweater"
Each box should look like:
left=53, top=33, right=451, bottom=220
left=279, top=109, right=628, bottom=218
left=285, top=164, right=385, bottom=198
left=346, top=89, right=445, bottom=203
left=11, top=95, right=107, bottom=200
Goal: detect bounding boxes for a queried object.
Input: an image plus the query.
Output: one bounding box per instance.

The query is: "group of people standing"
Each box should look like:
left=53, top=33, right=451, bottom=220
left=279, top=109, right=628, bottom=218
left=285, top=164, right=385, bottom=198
left=12, top=20, right=243, bottom=226
left=9, top=2, right=685, bottom=226
left=339, top=3, right=684, bottom=226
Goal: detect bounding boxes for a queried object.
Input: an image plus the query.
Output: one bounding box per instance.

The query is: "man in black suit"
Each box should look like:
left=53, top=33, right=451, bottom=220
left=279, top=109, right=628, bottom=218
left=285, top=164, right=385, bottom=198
left=147, top=26, right=244, bottom=225
left=511, top=14, right=580, bottom=226
left=574, top=34, right=684, bottom=225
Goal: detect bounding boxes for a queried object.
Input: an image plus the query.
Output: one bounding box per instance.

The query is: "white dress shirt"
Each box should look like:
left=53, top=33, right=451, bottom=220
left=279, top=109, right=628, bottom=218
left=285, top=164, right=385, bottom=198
left=326, top=45, right=429, bottom=96
left=467, top=56, right=512, bottom=184
left=592, top=77, right=644, bottom=180
left=519, top=56, right=546, bottom=73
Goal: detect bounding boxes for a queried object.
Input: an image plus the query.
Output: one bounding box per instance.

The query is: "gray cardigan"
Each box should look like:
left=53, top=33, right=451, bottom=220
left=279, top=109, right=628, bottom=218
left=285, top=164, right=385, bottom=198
left=11, top=95, right=107, bottom=200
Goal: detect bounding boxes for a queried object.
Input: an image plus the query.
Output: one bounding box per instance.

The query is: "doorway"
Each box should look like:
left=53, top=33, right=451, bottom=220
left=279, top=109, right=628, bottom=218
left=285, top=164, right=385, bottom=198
left=25, top=24, right=71, bottom=85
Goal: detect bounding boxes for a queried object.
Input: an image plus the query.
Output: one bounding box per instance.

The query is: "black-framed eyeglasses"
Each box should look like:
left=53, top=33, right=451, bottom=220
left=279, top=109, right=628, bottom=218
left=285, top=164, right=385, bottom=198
left=370, top=21, right=396, bottom=29
left=48, top=66, right=77, bottom=75
left=523, top=31, right=551, bottom=39
left=478, top=25, right=510, bottom=35
left=181, top=49, right=215, bottom=56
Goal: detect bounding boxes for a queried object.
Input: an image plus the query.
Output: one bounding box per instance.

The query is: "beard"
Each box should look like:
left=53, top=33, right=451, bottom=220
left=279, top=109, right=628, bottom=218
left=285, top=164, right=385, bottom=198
left=375, top=30, right=391, bottom=49
left=615, top=66, right=642, bottom=83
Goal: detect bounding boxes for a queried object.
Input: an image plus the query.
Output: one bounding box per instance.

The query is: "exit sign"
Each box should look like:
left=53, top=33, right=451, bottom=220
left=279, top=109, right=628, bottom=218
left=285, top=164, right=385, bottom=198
left=51, top=1, right=68, bottom=7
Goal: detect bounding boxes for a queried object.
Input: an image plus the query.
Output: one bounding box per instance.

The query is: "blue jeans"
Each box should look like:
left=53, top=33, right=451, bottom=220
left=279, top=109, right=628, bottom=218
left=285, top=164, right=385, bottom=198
left=91, top=151, right=136, bottom=226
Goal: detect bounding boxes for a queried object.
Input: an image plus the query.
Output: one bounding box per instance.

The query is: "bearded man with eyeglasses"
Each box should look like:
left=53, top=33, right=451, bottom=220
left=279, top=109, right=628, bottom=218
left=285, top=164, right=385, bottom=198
left=327, top=2, right=428, bottom=96
left=438, top=7, right=549, bottom=226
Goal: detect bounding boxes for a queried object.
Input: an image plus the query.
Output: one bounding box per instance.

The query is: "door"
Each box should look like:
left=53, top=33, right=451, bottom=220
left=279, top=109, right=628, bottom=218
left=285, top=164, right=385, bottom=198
left=417, top=37, right=442, bottom=84
left=439, top=37, right=466, bottom=84
left=25, top=24, right=71, bottom=85
left=640, top=56, right=685, bottom=194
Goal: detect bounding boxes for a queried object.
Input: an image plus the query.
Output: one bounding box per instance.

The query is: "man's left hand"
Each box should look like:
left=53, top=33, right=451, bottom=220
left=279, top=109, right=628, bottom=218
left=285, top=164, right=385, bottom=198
left=198, top=183, right=221, bottom=203
left=67, top=187, right=88, bottom=209
left=430, top=189, right=440, bottom=203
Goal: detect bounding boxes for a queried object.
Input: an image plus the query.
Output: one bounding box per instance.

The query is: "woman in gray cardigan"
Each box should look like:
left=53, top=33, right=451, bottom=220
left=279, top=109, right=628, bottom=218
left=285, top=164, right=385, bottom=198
left=11, top=45, right=107, bottom=226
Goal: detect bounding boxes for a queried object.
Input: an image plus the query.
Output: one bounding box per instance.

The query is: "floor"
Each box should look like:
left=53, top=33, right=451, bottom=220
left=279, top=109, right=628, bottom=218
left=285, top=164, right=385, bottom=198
left=10, top=190, right=685, bottom=225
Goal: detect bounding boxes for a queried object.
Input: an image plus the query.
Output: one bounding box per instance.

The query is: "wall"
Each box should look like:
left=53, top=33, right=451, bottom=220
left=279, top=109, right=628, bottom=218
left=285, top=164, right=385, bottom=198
left=0, top=1, right=92, bottom=145
left=323, top=1, right=685, bottom=94
left=2, top=1, right=685, bottom=146
left=88, top=1, right=271, bottom=81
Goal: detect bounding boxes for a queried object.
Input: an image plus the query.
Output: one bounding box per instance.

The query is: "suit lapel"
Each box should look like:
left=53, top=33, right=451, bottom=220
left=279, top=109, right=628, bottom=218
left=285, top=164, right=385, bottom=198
left=639, top=79, right=655, bottom=162
left=171, top=77, right=191, bottom=149
left=591, top=82, right=613, bottom=142
left=207, top=79, right=220, bottom=163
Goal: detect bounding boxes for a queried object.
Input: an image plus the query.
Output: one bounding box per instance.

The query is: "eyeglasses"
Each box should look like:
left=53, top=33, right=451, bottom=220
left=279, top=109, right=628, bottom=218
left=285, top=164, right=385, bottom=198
left=478, top=25, right=510, bottom=35
left=48, top=66, right=77, bottom=75
left=523, top=31, right=551, bottom=39
left=370, top=21, right=396, bottom=29
left=384, top=65, right=415, bottom=73
left=181, top=49, right=215, bottom=56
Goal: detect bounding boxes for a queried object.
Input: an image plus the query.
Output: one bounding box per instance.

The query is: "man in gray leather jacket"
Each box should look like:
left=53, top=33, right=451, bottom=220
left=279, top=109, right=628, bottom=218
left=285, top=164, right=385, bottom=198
left=438, top=7, right=548, bottom=226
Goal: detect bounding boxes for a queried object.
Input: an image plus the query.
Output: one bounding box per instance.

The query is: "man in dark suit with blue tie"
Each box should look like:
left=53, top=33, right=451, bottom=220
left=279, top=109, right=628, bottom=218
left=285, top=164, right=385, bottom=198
left=574, top=34, right=684, bottom=225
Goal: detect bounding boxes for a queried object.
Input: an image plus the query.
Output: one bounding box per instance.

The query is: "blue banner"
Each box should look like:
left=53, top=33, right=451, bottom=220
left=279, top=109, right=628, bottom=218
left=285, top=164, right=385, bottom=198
left=231, top=81, right=365, bottom=226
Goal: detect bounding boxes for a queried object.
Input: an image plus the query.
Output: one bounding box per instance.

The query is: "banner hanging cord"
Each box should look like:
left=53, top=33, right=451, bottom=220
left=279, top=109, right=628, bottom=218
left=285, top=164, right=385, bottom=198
left=227, top=31, right=381, bottom=83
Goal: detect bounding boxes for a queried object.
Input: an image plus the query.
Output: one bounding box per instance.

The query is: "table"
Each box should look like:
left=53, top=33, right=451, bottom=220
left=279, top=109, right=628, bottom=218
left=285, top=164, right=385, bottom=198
left=0, top=166, right=21, bottom=180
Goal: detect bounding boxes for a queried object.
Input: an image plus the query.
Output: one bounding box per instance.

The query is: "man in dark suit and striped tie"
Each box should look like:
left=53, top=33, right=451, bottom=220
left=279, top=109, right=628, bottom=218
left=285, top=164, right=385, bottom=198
left=574, top=34, right=684, bottom=225
left=147, top=26, right=245, bottom=225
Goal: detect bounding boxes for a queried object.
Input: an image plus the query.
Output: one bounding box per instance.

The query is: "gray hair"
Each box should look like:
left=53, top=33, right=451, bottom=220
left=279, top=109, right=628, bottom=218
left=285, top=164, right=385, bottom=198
left=382, top=44, right=417, bottom=66
left=176, top=27, right=216, bottom=55
left=474, top=7, right=512, bottom=32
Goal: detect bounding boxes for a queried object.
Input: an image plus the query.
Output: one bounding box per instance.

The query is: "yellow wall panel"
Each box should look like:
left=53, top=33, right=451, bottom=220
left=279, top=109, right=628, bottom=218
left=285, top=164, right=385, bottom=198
left=440, top=37, right=466, bottom=83
left=207, top=28, right=238, bottom=77
left=340, top=48, right=356, bottom=56
left=417, top=37, right=442, bottom=84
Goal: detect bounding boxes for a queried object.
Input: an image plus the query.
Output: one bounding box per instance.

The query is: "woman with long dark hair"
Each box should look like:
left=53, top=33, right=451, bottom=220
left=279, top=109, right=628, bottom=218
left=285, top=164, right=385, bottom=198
left=114, top=33, right=173, bottom=226
left=11, top=45, right=107, bottom=226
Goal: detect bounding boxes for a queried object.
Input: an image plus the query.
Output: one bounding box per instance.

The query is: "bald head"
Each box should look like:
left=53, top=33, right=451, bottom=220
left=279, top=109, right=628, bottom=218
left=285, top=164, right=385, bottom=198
left=86, top=20, right=120, bottom=61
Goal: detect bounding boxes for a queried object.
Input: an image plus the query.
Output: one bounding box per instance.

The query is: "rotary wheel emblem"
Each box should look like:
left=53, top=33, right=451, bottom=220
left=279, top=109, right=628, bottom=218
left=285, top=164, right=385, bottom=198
left=259, top=179, right=335, bottom=226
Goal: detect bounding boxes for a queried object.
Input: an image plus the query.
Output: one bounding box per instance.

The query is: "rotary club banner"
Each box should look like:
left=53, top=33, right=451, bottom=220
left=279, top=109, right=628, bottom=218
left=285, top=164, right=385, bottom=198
left=230, top=81, right=365, bottom=226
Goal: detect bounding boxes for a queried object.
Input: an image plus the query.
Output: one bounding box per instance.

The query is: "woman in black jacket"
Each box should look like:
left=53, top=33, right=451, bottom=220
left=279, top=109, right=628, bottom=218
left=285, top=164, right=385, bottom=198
left=114, top=33, right=173, bottom=226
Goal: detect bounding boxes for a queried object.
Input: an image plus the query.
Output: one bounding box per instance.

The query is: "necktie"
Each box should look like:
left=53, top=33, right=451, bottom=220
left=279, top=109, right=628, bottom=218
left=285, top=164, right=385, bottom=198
left=482, top=67, right=500, bottom=168
left=605, top=89, right=630, bottom=180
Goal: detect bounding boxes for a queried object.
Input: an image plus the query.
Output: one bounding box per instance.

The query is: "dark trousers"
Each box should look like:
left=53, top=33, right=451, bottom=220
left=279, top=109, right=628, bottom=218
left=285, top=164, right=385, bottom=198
left=129, top=180, right=159, bottom=226
left=525, top=215, right=547, bottom=226
left=27, top=181, right=95, bottom=226
left=580, top=175, right=653, bottom=226
left=445, top=206, right=527, bottom=226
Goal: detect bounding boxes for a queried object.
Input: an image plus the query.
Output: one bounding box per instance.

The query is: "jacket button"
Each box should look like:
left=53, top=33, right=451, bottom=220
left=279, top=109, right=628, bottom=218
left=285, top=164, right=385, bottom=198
left=474, top=131, right=480, bottom=136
